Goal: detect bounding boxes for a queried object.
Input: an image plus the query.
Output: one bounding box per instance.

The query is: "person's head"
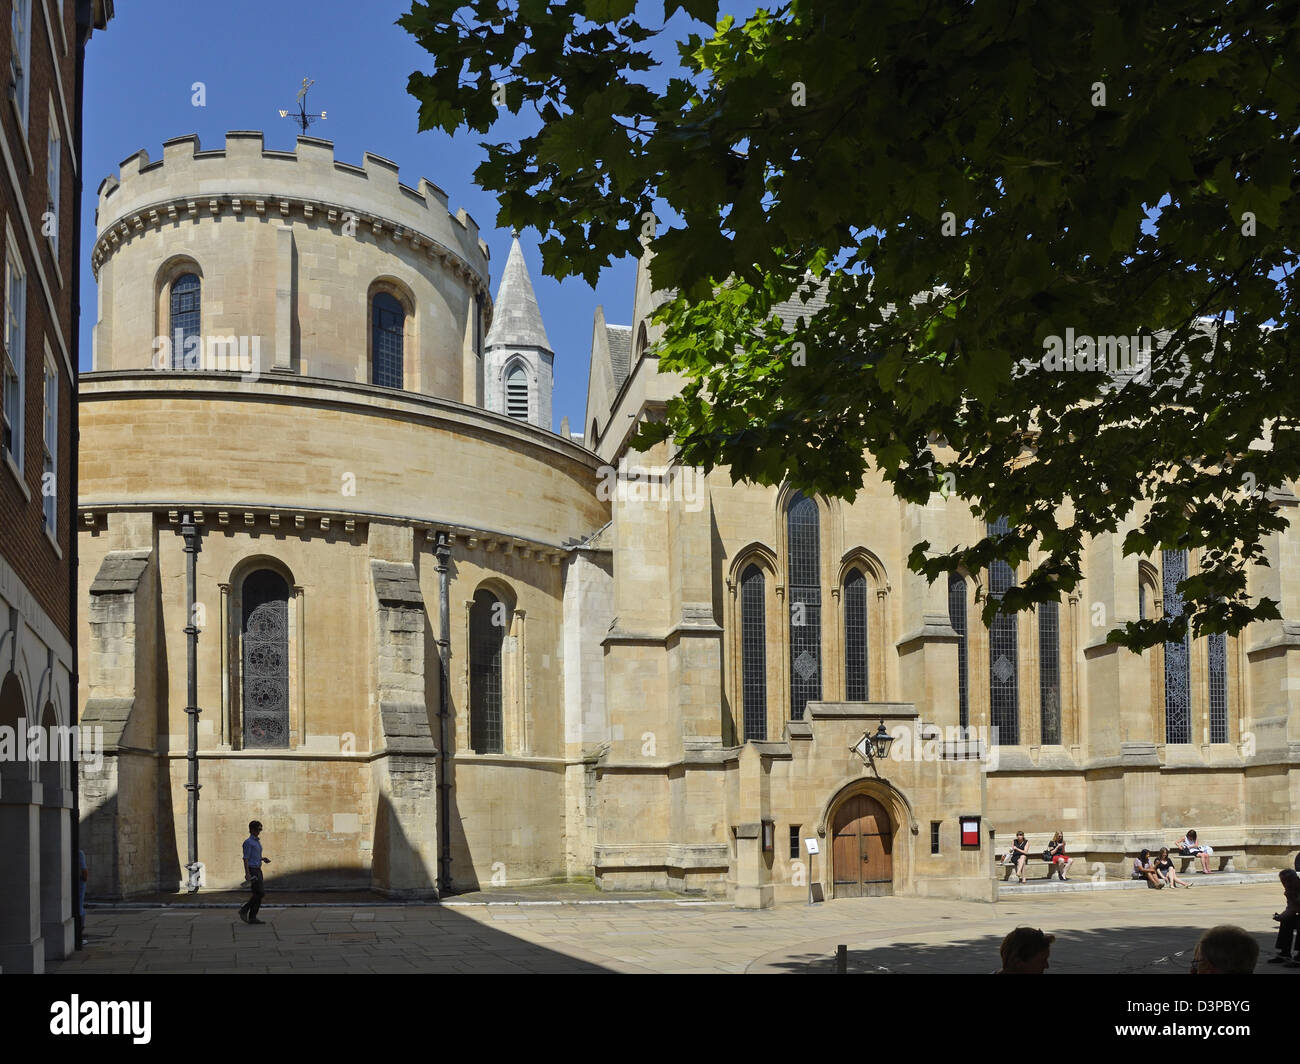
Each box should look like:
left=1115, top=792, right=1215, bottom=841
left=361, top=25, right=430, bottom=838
left=1140, top=848, right=1150, bottom=862
left=1191, top=925, right=1258, bottom=974
left=1000, top=926, right=1054, bottom=974
left=249, top=820, right=262, bottom=836
left=1186, top=829, right=1198, bottom=843
left=1016, top=831, right=1025, bottom=840
left=1052, top=831, right=1063, bottom=844
left=1160, top=847, right=1169, bottom=859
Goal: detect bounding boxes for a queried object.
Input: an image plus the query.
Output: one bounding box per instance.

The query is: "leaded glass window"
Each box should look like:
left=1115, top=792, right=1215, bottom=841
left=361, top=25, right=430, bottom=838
left=1208, top=631, right=1227, bottom=743
left=169, top=273, right=200, bottom=370
left=987, top=517, right=1019, bottom=745
left=844, top=569, right=868, bottom=701
left=1038, top=600, right=1060, bottom=745
left=470, top=589, right=504, bottom=753
left=740, top=564, right=767, bottom=741
left=242, top=569, right=290, bottom=749
left=372, top=291, right=404, bottom=389
left=949, top=572, right=968, bottom=729
left=1162, top=549, right=1192, bottom=744
left=787, top=492, right=821, bottom=719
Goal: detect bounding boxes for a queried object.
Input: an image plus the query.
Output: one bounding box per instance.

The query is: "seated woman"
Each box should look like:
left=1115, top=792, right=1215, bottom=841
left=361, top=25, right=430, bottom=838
left=1267, top=868, right=1300, bottom=967
left=1154, top=846, right=1189, bottom=888
left=1177, top=829, right=1214, bottom=874
left=1047, top=831, right=1073, bottom=881
left=1132, top=849, right=1165, bottom=888
left=1006, top=831, right=1030, bottom=883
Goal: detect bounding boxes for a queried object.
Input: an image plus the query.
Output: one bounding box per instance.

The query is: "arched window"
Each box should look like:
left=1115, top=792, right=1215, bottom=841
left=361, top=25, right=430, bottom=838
left=1208, top=631, right=1227, bottom=743
left=242, top=569, right=290, bottom=749
left=948, top=573, right=969, bottom=729
left=740, top=564, right=767, bottom=741
left=987, top=517, right=1019, bottom=745
left=371, top=291, right=405, bottom=389
left=1162, top=548, right=1192, bottom=744
left=1038, top=601, right=1060, bottom=744
left=505, top=364, right=529, bottom=420
left=469, top=589, right=505, bottom=753
left=169, top=273, right=200, bottom=370
left=844, top=569, right=869, bottom=701
left=787, top=491, right=821, bottom=719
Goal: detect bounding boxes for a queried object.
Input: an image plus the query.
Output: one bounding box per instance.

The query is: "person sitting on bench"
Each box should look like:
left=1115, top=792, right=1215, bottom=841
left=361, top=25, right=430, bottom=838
left=1133, top=849, right=1165, bottom=888
left=1267, top=868, right=1300, bottom=968
left=1155, top=846, right=1189, bottom=888
left=1178, top=829, right=1214, bottom=874
left=1047, top=832, right=1073, bottom=881
left=1005, top=831, right=1030, bottom=883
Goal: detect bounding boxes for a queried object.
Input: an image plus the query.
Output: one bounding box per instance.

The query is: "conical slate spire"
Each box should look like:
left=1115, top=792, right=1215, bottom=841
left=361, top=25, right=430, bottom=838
left=484, top=236, right=552, bottom=353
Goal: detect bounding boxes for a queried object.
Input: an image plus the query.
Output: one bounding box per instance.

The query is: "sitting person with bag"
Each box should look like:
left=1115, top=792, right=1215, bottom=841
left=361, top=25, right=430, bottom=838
left=1177, top=829, right=1214, bottom=874
left=1004, top=831, right=1030, bottom=883
left=1045, top=832, right=1073, bottom=881
left=1132, top=849, right=1165, bottom=888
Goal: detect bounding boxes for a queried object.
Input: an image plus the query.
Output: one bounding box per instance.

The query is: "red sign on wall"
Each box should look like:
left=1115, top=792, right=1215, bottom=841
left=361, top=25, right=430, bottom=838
left=960, top=816, right=981, bottom=848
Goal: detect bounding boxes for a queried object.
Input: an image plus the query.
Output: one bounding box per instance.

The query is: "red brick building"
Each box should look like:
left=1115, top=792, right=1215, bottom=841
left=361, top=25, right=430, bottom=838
left=0, top=0, right=111, bottom=973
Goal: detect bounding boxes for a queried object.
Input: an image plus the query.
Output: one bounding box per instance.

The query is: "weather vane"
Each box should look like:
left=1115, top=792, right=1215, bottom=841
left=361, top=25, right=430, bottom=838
left=279, top=77, right=327, bottom=135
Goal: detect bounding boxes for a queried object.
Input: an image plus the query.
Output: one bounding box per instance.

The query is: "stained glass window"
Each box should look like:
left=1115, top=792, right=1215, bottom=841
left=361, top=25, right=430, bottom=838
left=987, top=517, right=1019, bottom=745
left=844, top=569, right=869, bottom=701
left=1162, top=549, right=1192, bottom=744
left=470, top=589, right=504, bottom=753
left=787, top=492, right=821, bottom=719
left=740, top=564, right=767, bottom=740
left=1039, top=600, right=1060, bottom=745
left=242, top=569, right=290, bottom=749
left=948, top=573, right=969, bottom=729
left=1208, top=631, right=1227, bottom=743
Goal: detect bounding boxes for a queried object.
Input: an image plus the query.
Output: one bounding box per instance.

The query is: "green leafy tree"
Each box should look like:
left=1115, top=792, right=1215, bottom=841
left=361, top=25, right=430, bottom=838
left=400, top=0, right=1299, bottom=648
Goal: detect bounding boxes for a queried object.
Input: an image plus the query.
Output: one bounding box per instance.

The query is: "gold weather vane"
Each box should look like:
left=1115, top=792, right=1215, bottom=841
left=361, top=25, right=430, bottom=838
left=279, top=77, right=327, bottom=135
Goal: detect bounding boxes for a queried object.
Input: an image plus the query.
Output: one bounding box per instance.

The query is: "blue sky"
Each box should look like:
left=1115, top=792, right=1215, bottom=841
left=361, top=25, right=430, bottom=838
left=79, top=0, right=715, bottom=432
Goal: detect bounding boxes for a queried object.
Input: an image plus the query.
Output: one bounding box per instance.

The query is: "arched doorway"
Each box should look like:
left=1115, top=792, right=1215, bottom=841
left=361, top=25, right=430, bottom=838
left=832, top=793, right=894, bottom=897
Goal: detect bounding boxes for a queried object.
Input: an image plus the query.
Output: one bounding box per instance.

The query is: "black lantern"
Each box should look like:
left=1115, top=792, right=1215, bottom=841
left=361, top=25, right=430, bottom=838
left=869, top=720, right=895, bottom=761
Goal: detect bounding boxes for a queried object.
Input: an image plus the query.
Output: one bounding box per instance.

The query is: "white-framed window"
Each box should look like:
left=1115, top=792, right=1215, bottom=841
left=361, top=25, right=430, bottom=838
left=2, top=234, right=25, bottom=471
left=10, top=0, right=31, bottom=130
left=46, top=98, right=60, bottom=244
left=42, top=356, right=55, bottom=532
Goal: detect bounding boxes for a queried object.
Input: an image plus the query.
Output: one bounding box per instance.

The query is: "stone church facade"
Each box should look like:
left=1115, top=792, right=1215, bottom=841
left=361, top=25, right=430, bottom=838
left=76, top=132, right=1300, bottom=906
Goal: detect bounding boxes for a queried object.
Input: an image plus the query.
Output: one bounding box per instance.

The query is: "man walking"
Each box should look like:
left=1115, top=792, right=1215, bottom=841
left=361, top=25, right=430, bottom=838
left=238, top=820, right=270, bottom=925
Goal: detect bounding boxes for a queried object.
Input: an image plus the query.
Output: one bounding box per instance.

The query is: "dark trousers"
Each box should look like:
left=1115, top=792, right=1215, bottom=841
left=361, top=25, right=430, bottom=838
left=1275, top=913, right=1298, bottom=956
left=240, top=869, right=265, bottom=920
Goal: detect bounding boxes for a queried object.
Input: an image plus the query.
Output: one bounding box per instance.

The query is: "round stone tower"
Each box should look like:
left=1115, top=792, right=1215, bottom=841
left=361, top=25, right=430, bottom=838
left=77, top=133, right=609, bottom=899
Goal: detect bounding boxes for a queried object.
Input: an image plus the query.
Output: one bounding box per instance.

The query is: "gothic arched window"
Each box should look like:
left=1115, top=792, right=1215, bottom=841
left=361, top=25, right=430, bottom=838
left=844, top=569, right=869, bottom=701
left=740, top=564, right=767, bottom=741
left=371, top=291, right=405, bottom=389
left=1162, top=548, right=1192, bottom=744
left=505, top=363, right=529, bottom=420
left=1038, top=601, right=1061, bottom=744
left=1208, top=631, right=1227, bottom=743
left=787, top=491, right=821, bottom=719
left=169, top=273, right=200, bottom=370
left=987, top=517, right=1019, bottom=745
left=470, top=589, right=505, bottom=753
left=948, top=572, right=969, bottom=729
left=242, top=569, right=290, bottom=749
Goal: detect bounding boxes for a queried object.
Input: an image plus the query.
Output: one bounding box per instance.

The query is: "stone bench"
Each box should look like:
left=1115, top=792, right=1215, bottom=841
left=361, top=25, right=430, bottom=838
left=1177, top=849, right=1240, bottom=874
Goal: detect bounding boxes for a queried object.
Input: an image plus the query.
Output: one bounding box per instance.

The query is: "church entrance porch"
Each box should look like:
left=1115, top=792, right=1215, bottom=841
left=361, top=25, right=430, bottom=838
left=831, top=793, right=894, bottom=897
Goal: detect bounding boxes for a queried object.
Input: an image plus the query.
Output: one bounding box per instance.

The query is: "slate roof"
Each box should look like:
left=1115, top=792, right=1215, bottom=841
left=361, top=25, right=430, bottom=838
left=484, top=236, right=552, bottom=353
left=606, top=324, right=633, bottom=386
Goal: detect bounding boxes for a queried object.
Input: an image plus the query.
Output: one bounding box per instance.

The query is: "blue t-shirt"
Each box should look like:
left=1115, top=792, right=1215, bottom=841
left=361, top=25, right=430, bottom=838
left=243, top=835, right=263, bottom=872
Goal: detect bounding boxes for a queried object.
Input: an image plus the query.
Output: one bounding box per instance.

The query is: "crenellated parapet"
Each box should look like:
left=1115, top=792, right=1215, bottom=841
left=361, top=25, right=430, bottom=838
left=91, top=131, right=491, bottom=299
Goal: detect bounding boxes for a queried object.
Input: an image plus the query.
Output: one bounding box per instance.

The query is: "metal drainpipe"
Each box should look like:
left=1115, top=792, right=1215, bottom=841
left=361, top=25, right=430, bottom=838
left=435, top=531, right=452, bottom=893
left=181, top=514, right=202, bottom=890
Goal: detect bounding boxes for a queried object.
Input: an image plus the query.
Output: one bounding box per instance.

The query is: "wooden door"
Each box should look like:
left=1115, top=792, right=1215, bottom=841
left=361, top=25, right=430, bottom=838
left=831, top=794, right=894, bottom=898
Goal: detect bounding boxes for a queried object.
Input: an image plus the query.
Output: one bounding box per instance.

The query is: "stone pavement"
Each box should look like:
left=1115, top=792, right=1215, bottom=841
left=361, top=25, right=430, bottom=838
left=50, top=882, right=1294, bottom=975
